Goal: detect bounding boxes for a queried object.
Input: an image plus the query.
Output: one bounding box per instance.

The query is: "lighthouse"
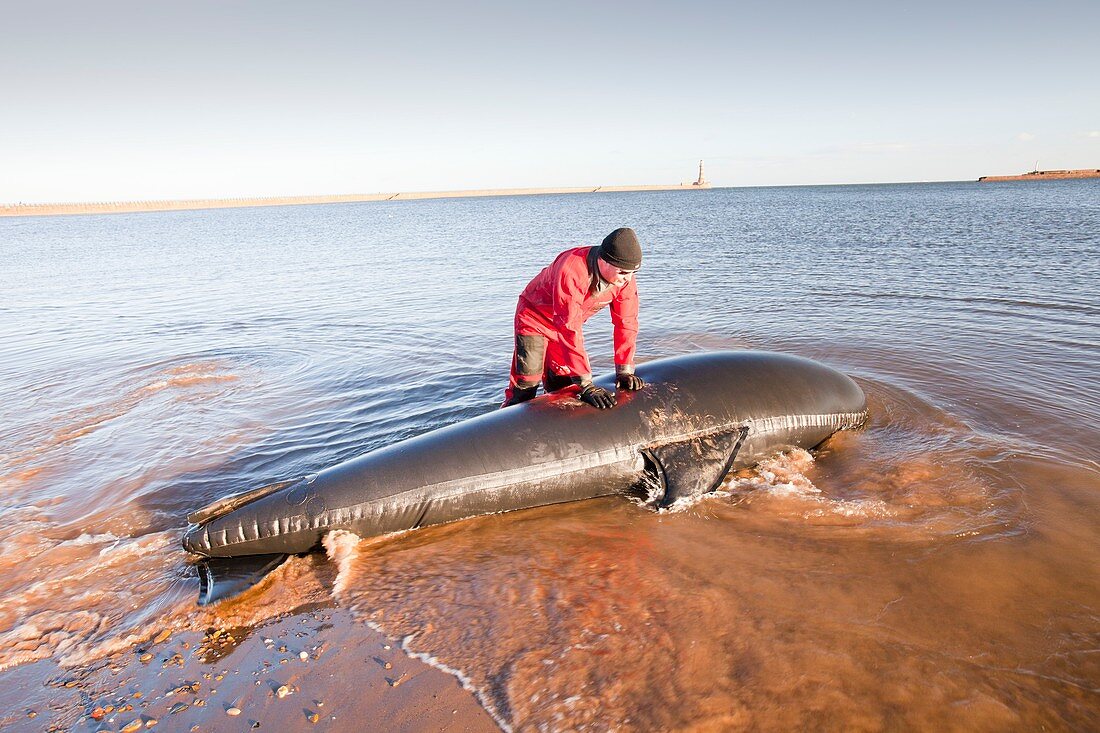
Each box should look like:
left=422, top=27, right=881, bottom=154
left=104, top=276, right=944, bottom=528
left=694, top=159, right=708, bottom=186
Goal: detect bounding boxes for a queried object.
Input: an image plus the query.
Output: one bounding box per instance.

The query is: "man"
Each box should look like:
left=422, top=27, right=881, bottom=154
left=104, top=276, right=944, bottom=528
left=502, top=227, right=645, bottom=409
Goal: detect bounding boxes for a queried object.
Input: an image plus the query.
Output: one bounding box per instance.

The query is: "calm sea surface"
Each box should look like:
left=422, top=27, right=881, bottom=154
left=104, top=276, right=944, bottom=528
left=1, top=181, right=1098, bottom=730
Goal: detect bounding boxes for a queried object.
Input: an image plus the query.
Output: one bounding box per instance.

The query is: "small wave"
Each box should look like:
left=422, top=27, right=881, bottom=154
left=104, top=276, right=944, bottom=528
left=0, top=538, right=342, bottom=672
left=808, top=289, right=1100, bottom=316
left=394, top=627, right=514, bottom=733
left=139, top=361, right=241, bottom=394
left=323, top=529, right=363, bottom=599
left=706, top=377, right=1025, bottom=540
left=0, top=531, right=180, bottom=671
left=0, top=356, right=248, bottom=493
left=724, top=448, right=895, bottom=522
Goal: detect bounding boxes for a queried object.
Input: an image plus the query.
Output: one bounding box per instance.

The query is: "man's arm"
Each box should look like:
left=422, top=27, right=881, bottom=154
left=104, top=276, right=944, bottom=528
left=551, top=258, right=618, bottom=408
left=550, top=262, right=594, bottom=383
left=610, top=278, right=640, bottom=382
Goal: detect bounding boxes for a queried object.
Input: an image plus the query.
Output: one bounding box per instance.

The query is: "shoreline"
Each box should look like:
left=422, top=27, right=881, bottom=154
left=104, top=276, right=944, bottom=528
left=0, top=606, right=499, bottom=733
left=7, top=174, right=1098, bottom=218
left=0, top=183, right=710, bottom=218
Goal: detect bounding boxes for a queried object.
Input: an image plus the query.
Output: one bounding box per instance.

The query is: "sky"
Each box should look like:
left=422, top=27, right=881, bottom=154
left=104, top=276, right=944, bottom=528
left=1, top=0, right=1098, bottom=203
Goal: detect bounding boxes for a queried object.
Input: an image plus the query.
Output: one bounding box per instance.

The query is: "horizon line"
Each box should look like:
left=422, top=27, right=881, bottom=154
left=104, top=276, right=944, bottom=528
left=0, top=178, right=1003, bottom=217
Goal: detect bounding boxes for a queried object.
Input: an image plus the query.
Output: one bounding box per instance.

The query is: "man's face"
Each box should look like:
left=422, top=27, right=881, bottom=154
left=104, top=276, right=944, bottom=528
left=597, top=257, right=637, bottom=286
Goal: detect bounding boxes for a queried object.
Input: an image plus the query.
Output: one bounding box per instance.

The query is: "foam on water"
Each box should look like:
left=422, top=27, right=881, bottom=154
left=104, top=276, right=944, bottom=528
left=0, top=531, right=178, bottom=671
left=323, top=529, right=363, bottom=599
left=395, top=631, right=515, bottom=733
left=0, top=355, right=324, bottom=675
left=724, top=448, right=895, bottom=520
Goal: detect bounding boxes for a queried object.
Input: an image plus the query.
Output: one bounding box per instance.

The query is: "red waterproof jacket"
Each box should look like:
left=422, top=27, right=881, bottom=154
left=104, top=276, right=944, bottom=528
left=515, top=246, right=639, bottom=381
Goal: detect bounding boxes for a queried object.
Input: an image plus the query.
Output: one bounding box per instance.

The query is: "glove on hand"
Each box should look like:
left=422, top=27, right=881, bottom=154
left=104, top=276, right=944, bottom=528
left=616, top=373, right=645, bottom=391
left=578, top=383, right=617, bottom=409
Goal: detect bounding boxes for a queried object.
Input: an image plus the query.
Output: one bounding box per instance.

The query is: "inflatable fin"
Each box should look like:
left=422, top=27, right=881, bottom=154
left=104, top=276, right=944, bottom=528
left=187, top=479, right=298, bottom=525
left=196, top=553, right=288, bottom=606
left=643, top=426, right=748, bottom=508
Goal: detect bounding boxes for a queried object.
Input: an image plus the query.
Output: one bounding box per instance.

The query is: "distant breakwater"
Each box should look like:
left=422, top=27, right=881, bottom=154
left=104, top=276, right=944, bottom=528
left=978, top=169, right=1100, bottom=182
left=0, top=183, right=712, bottom=218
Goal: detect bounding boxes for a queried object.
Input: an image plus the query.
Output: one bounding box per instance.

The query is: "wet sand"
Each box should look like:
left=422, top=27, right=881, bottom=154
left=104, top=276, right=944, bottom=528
left=0, top=590, right=496, bottom=732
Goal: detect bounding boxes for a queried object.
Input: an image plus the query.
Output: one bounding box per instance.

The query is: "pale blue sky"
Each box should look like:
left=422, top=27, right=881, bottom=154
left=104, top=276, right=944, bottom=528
left=2, top=0, right=1097, bottom=202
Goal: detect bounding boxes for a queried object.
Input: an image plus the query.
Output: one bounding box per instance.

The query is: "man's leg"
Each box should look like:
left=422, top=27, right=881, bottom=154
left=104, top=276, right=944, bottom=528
left=502, top=334, right=548, bottom=407
left=542, top=339, right=577, bottom=394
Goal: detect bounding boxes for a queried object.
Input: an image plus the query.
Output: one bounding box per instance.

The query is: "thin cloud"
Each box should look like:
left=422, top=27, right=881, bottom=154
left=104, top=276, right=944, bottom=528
left=854, top=142, right=910, bottom=153
left=1016, top=132, right=1036, bottom=142
left=804, top=142, right=912, bottom=158
left=1088, top=131, right=1100, bottom=138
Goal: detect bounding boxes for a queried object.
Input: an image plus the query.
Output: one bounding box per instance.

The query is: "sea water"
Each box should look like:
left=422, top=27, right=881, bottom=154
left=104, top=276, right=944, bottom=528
left=1, top=181, right=1097, bottom=729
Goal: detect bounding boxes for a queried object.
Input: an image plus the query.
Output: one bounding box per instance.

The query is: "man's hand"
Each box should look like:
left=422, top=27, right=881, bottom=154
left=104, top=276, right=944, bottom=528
left=578, top=383, right=617, bottom=409
left=616, top=373, right=645, bottom=391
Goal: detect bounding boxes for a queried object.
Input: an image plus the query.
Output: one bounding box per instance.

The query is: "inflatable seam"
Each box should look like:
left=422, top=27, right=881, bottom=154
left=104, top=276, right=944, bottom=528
left=747, top=411, right=866, bottom=436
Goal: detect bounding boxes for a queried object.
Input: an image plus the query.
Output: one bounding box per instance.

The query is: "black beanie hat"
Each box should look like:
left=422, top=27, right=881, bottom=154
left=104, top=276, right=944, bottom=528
left=598, top=227, right=642, bottom=271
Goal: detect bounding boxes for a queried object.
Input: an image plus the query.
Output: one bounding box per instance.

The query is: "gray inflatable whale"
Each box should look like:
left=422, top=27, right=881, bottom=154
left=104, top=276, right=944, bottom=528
left=183, top=351, right=866, bottom=604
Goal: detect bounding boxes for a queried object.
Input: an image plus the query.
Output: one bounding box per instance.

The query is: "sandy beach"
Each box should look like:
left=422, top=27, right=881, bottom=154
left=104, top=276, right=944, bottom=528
left=0, top=184, right=710, bottom=218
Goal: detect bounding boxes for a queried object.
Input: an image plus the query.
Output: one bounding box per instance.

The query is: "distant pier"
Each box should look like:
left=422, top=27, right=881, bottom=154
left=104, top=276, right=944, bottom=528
left=978, top=168, right=1100, bottom=182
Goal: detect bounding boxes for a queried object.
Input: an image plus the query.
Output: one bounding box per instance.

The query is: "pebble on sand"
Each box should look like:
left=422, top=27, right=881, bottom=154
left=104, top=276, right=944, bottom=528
left=152, top=629, right=171, bottom=645
left=227, top=707, right=242, bottom=716
left=120, top=720, right=142, bottom=733
left=170, top=682, right=200, bottom=696
left=276, top=685, right=291, bottom=698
